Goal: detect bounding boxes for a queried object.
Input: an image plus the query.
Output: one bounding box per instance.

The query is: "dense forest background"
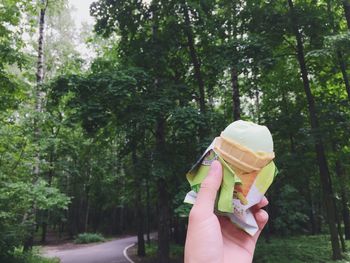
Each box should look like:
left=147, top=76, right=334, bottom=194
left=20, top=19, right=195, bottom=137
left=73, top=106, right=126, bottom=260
left=1, top=0, right=350, bottom=262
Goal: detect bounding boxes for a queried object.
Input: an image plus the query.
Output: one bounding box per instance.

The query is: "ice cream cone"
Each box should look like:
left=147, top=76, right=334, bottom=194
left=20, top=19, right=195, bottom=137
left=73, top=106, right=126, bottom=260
left=184, top=120, right=277, bottom=236
left=213, top=121, right=275, bottom=198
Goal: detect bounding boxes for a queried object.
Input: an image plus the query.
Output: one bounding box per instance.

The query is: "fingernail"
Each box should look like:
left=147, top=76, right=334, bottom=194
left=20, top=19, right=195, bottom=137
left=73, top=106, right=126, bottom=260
left=262, top=197, right=269, bottom=206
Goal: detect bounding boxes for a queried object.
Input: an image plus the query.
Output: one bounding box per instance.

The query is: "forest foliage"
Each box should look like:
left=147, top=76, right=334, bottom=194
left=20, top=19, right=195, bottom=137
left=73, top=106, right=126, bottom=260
left=0, top=0, right=350, bottom=262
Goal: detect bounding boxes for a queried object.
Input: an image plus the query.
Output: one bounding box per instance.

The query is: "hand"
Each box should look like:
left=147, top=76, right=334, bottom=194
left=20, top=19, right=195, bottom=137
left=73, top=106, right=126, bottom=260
left=184, top=160, right=269, bottom=263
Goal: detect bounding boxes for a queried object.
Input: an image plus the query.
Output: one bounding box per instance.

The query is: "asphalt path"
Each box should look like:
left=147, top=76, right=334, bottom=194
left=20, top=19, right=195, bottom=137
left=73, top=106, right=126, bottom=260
left=44, top=236, right=136, bottom=263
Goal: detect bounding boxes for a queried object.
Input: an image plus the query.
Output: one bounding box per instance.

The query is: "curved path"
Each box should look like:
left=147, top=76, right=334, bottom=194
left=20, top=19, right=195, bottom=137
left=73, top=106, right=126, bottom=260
left=44, top=236, right=136, bottom=263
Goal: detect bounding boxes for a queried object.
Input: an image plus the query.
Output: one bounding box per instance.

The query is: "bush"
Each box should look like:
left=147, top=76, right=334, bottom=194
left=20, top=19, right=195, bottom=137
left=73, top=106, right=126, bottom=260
left=254, top=235, right=350, bottom=263
left=74, top=233, right=105, bottom=244
left=1, top=249, right=60, bottom=263
left=18, top=252, right=60, bottom=263
left=272, top=184, right=309, bottom=235
left=145, top=241, right=184, bottom=258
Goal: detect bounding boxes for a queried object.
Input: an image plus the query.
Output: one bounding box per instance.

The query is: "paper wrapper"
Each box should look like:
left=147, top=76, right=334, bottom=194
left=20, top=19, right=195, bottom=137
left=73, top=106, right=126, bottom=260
left=184, top=138, right=277, bottom=236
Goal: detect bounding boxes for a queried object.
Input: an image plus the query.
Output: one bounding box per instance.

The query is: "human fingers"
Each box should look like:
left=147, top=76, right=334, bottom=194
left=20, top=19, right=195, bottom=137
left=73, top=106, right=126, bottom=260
left=252, top=196, right=268, bottom=211
left=254, top=209, right=269, bottom=230
left=251, top=197, right=269, bottom=230
left=249, top=208, right=269, bottom=244
left=190, top=160, right=223, bottom=219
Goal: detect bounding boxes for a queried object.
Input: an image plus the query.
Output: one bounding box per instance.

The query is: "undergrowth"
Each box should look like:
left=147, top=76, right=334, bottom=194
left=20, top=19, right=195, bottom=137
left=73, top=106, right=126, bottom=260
left=74, top=233, right=105, bottom=244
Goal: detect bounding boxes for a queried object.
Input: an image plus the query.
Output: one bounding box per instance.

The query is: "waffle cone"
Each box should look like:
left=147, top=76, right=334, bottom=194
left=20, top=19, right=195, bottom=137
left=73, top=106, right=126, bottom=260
left=214, top=135, right=275, bottom=197
left=214, top=136, right=274, bottom=173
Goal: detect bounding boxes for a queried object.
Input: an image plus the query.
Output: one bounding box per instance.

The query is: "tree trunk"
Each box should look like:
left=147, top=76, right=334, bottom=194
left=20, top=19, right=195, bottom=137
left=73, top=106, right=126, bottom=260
left=36, top=1, right=46, bottom=87
left=151, top=5, right=170, bottom=261
left=84, top=196, right=90, bottom=232
left=132, top=149, right=146, bottom=257
left=23, top=212, right=35, bottom=251
left=120, top=205, right=124, bottom=233
left=41, top=149, right=54, bottom=243
left=157, top=178, right=170, bottom=263
left=327, top=0, right=350, bottom=100
left=84, top=166, right=92, bottom=233
left=23, top=0, right=48, bottom=251
left=281, top=87, right=296, bottom=153
left=330, top=157, right=346, bottom=251
left=67, top=204, right=74, bottom=238
left=336, top=203, right=346, bottom=252
left=155, top=118, right=170, bottom=263
left=59, top=221, right=64, bottom=239
left=228, top=1, right=241, bottom=122
left=335, top=159, right=350, bottom=240
left=182, top=2, right=206, bottom=115
left=287, top=0, right=342, bottom=259
left=231, top=67, right=240, bottom=121
left=41, top=211, right=48, bottom=243
left=337, top=51, right=350, bottom=100
left=146, top=177, right=151, bottom=245
left=343, top=0, right=350, bottom=29
left=173, top=217, right=186, bottom=245
left=255, top=89, right=261, bottom=123
left=306, top=178, right=317, bottom=235
left=329, top=0, right=349, bottom=244
left=341, top=189, right=350, bottom=240
left=136, top=193, right=146, bottom=256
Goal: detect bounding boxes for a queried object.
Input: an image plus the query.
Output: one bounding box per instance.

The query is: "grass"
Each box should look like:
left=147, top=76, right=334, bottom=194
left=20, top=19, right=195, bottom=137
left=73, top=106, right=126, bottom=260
left=131, top=241, right=184, bottom=262
left=133, top=235, right=350, bottom=263
left=3, top=248, right=60, bottom=263
left=145, top=241, right=184, bottom=259
left=254, top=235, right=350, bottom=263
left=18, top=253, right=60, bottom=263
left=74, top=233, right=105, bottom=244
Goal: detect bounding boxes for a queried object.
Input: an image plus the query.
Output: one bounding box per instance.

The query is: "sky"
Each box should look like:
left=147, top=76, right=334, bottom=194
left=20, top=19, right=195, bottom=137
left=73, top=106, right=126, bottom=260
left=68, top=0, right=96, bottom=61
left=69, top=0, right=95, bottom=28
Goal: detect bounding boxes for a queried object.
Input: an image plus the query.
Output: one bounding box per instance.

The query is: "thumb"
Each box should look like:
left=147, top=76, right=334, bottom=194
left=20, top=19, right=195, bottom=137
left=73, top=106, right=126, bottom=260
left=191, top=160, right=223, bottom=219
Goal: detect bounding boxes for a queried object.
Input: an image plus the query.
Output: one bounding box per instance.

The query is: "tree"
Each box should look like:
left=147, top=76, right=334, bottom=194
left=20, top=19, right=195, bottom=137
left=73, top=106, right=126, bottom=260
left=287, top=0, right=341, bottom=259
left=343, top=0, right=350, bottom=29
left=23, top=0, right=49, bottom=251
left=0, top=0, right=28, bottom=111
